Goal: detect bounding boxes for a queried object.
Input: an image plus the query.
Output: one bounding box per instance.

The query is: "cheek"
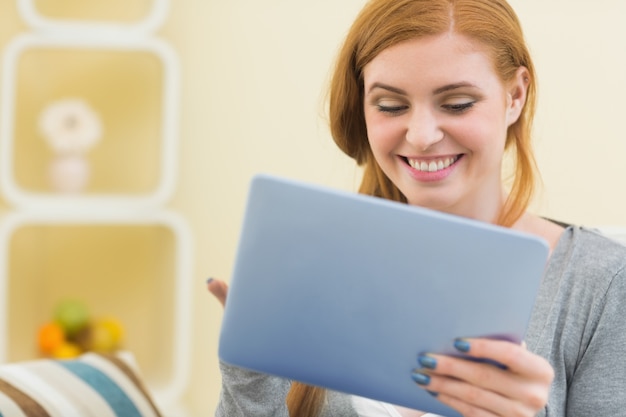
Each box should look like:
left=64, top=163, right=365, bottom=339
left=453, top=124, right=486, bottom=148
left=451, top=114, right=506, bottom=152
left=365, top=114, right=404, bottom=154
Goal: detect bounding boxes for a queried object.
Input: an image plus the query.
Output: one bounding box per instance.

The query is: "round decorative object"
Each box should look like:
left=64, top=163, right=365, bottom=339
left=38, top=98, right=103, bottom=154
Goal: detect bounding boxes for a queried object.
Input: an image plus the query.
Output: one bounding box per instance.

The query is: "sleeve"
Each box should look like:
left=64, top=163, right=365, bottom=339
left=566, top=268, right=626, bottom=416
left=215, top=361, right=291, bottom=417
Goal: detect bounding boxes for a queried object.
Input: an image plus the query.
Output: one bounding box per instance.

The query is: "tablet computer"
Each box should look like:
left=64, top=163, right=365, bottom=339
left=218, top=173, right=549, bottom=416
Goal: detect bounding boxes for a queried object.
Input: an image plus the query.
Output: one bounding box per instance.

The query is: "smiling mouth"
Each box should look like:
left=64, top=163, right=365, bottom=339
left=405, top=155, right=462, bottom=172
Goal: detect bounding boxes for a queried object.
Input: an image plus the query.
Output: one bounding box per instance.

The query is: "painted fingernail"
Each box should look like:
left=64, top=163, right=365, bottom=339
left=206, top=277, right=214, bottom=285
left=454, top=339, right=471, bottom=353
left=411, top=372, right=431, bottom=386
left=427, top=391, right=439, bottom=397
left=417, top=355, right=437, bottom=370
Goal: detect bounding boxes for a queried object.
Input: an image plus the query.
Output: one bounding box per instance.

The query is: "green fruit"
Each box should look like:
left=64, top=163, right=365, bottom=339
left=54, top=299, right=90, bottom=336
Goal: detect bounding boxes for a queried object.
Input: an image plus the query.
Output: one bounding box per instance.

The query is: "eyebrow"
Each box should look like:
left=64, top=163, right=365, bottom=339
left=367, top=81, right=478, bottom=95
left=367, top=83, right=407, bottom=95
left=433, top=82, right=478, bottom=95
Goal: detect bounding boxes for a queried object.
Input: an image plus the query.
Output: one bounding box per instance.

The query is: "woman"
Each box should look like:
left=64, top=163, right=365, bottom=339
left=209, top=0, right=626, bottom=416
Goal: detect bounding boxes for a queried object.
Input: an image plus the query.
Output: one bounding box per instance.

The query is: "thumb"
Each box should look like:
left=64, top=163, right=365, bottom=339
left=207, top=278, right=229, bottom=308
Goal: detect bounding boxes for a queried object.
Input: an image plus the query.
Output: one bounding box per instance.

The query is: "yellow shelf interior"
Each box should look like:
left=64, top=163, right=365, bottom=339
left=7, top=223, right=177, bottom=386
left=32, top=0, right=155, bottom=22
left=13, top=47, right=164, bottom=194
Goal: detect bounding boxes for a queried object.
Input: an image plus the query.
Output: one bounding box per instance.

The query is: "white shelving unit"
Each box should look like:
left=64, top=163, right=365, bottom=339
left=0, top=1, right=193, bottom=415
left=0, top=33, right=180, bottom=210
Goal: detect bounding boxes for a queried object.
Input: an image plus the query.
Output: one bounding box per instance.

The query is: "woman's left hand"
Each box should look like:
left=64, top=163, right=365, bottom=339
left=412, top=338, right=554, bottom=417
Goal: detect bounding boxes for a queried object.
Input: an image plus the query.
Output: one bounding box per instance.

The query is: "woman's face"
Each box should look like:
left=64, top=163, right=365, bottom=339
left=362, top=33, right=527, bottom=222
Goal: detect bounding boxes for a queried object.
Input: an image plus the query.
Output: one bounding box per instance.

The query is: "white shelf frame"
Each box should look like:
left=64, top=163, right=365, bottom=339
left=0, top=32, right=181, bottom=212
left=0, top=210, right=194, bottom=409
left=17, top=0, right=170, bottom=35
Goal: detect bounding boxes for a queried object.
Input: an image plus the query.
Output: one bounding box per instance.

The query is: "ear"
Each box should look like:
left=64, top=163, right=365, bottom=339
left=505, top=66, right=530, bottom=127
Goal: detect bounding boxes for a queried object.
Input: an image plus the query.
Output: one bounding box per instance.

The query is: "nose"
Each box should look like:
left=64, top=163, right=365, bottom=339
left=405, top=107, right=444, bottom=151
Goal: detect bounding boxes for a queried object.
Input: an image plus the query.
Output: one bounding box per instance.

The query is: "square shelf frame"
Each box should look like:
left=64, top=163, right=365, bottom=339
left=0, top=33, right=180, bottom=211
left=0, top=210, right=194, bottom=409
left=17, top=0, right=169, bottom=34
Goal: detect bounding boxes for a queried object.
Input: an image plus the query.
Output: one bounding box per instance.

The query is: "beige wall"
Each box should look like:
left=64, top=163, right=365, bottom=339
left=0, top=1, right=624, bottom=415
left=509, top=0, right=626, bottom=224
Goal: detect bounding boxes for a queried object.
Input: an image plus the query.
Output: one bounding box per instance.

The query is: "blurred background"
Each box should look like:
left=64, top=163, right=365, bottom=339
left=0, top=0, right=624, bottom=416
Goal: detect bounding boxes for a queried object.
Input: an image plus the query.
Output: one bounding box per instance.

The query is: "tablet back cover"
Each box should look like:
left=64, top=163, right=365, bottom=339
left=219, top=174, right=549, bottom=416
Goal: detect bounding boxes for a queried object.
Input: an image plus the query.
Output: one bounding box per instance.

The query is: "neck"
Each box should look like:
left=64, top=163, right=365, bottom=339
left=510, top=212, right=566, bottom=253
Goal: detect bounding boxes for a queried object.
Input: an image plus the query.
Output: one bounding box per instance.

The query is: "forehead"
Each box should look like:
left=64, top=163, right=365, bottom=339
left=363, top=33, right=500, bottom=88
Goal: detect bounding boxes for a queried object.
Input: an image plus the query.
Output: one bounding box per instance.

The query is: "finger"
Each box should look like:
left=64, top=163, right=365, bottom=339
left=207, top=277, right=229, bottom=307
left=436, top=390, right=506, bottom=417
left=413, top=370, right=525, bottom=417
left=417, top=341, right=553, bottom=412
left=453, top=338, right=553, bottom=382
left=417, top=355, right=522, bottom=405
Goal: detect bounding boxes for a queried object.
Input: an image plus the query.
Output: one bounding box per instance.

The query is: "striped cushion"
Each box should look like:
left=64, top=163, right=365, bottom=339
left=0, top=352, right=162, bottom=417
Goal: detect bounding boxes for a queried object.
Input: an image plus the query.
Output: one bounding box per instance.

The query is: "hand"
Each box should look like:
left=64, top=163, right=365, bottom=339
left=412, top=338, right=554, bottom=417
left=207, top=278, right=229, bottom=308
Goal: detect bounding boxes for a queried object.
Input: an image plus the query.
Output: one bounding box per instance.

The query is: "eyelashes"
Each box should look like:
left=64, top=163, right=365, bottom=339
left=375, top=101, right=475, bottom=115
left=442, top=102, right=475, bottom=113
left=376, top=104, right=408, bottom=114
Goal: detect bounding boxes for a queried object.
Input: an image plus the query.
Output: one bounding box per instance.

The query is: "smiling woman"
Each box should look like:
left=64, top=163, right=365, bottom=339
left=209, top=0, right=626, bottom=417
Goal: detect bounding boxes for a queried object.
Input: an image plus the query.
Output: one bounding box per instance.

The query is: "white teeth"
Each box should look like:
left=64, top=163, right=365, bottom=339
left=408, top=156, right=458, bottom=172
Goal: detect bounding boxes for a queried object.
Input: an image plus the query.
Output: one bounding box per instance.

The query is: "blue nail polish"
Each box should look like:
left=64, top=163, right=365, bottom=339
left=411, top=372, right=431, bottom=386
left=454, top=339, right=471, bottom=353
left=418, top=355, right=437, bottom=370
left=427, top=391, right=439, bottom=397
left=206, top=277, right=214, bottom=284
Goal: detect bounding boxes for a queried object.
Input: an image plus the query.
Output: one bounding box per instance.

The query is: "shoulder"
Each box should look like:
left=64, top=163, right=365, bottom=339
left=566, top=226, right=626, bottom=274
left=543, top=227, right=626, bottom=417
left=530, top=226, right=626, bottom=353
left=549, top=226, right=626, bottom=301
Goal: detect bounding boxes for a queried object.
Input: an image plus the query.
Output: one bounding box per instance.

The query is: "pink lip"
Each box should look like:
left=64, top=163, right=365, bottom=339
left=403, top=155, right=462, bottom=182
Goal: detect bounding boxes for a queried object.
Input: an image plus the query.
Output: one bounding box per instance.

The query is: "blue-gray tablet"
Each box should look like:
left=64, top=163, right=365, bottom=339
left=218, top=173, right=549, bottom=416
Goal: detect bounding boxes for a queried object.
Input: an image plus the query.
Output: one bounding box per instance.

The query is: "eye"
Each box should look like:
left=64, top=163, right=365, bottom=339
left=442, top=101, right=475, bottom=113
left=377, top=104, right=408, bottom=114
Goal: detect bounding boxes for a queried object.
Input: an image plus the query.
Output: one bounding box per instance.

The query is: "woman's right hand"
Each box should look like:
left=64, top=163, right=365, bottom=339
left=207, top=278, right=229, bottom=308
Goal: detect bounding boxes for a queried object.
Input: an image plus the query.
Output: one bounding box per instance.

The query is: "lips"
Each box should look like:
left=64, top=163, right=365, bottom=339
left=406, top=155, right=461, bottom=172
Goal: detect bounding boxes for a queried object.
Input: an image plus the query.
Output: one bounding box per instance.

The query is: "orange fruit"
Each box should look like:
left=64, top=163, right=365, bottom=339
left=38, top=322, right=65, bottom=355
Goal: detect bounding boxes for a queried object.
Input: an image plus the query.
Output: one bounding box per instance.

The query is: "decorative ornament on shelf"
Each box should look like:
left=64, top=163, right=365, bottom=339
left=37, top=299, right=125, bottom=359
left=38, top=98, right=103, bottom=193
left=48, top=154, right=91, bottom=194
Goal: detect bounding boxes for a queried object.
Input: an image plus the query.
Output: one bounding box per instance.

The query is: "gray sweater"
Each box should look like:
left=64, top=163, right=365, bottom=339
left=216, top=226, right=626, bottom=416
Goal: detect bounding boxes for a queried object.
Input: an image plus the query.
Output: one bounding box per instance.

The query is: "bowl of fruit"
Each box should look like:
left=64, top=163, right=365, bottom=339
left=37, top=299, right=125, bottom=359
